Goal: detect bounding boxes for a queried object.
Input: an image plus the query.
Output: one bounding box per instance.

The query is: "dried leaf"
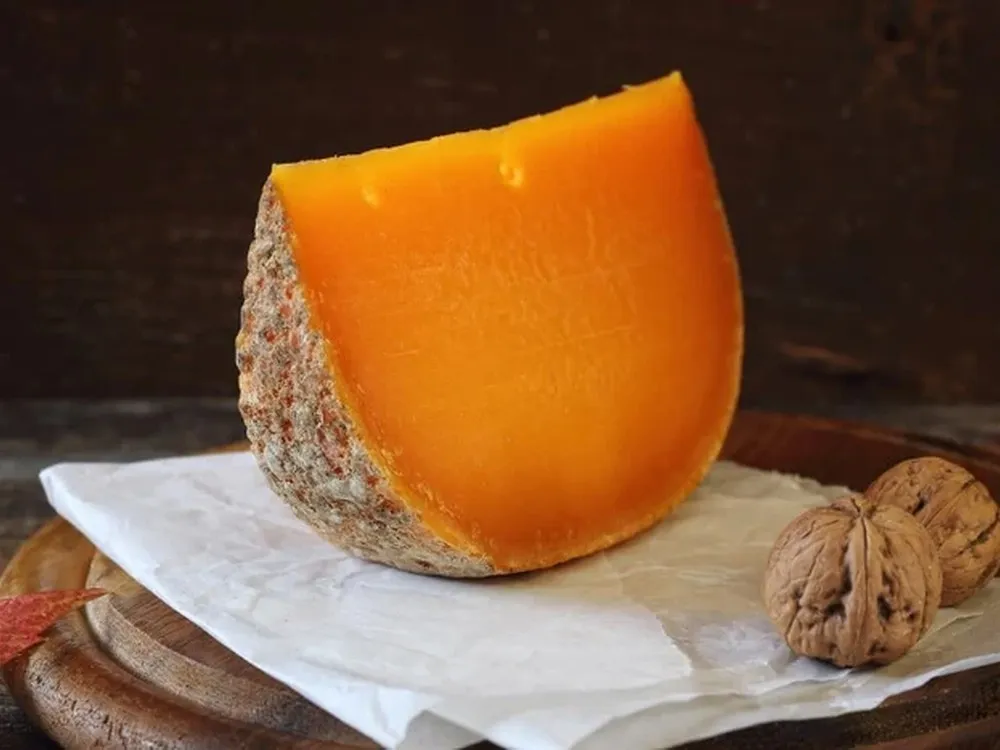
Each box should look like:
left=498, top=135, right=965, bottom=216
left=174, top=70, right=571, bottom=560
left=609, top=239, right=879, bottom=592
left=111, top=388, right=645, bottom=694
left=0, top=588, right=106, bottom=665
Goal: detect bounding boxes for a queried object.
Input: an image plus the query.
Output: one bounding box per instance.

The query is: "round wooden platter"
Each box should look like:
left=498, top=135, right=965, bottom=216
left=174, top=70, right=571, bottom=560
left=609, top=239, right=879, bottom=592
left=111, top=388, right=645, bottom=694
left=6, top=411, right=1000, bottom=750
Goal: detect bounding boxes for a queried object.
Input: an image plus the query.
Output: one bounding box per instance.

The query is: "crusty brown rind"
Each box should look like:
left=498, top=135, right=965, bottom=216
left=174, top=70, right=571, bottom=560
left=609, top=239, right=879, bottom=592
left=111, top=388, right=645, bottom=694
left=235, top=179, right=493, bottom=578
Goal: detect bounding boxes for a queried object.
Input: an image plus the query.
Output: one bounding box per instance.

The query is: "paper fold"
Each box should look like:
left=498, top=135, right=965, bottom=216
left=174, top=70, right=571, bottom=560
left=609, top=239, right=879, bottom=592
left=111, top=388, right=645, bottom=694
left=39, top=453, right=1000, bottom=750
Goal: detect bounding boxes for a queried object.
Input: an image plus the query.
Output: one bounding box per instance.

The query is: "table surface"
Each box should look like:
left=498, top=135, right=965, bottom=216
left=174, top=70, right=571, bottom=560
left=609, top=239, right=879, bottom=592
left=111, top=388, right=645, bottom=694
left=2, top=400, right=1000, bottom=749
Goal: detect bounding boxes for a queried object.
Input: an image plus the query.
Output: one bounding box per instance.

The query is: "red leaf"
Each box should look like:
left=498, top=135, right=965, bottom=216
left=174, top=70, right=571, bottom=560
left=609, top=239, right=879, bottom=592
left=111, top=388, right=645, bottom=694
left=0, top=588, right=107, bottom=665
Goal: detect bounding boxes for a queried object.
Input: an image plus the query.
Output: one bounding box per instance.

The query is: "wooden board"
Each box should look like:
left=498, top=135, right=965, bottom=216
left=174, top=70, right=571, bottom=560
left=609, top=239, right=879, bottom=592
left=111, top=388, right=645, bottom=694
left=5, top=411, right=1000, bottom=749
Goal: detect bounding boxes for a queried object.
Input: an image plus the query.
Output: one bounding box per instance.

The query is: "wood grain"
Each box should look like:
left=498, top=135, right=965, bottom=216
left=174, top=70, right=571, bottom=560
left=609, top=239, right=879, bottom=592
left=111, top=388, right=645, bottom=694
left=85, top=552, right=377, bottom=748
left=1, top=401, right=999, bottom=748
left=6, top=412, right=1000, bottom=748
left=0, top=519, right=372, bottom=749
left=3, top=1, right=1000, bottom=404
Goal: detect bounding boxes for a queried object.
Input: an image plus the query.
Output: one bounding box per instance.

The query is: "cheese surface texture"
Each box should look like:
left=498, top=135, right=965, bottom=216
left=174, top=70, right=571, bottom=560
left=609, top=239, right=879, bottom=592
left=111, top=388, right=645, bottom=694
left=237, top=72, right=743, bottom=576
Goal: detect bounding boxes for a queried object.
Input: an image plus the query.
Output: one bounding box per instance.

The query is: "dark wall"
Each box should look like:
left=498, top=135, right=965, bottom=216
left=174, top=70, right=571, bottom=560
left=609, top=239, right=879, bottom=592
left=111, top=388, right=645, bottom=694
left=3, top=0, right=998, bottom=407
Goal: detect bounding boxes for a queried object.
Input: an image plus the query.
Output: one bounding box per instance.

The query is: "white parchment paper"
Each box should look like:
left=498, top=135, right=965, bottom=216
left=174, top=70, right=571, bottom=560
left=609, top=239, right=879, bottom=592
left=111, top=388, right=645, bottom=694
left=38, top=453, right=1000, bottom=750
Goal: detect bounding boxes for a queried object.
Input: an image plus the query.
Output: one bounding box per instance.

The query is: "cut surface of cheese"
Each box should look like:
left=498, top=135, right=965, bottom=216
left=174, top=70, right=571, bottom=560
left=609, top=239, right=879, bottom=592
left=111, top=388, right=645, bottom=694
left=237, top=72, right=743, bottom=577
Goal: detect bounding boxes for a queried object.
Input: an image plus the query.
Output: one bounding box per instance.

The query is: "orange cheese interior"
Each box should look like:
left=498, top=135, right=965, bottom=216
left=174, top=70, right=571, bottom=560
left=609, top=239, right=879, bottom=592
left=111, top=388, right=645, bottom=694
left=271, top=72, right=743, bottom=570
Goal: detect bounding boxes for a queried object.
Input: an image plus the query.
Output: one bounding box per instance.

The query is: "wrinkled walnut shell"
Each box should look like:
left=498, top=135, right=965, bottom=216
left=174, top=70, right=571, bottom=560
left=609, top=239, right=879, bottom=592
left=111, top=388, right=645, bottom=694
left=763, top=493, right=942, bottom=668
left=865, top=457, right=1000, bottom=607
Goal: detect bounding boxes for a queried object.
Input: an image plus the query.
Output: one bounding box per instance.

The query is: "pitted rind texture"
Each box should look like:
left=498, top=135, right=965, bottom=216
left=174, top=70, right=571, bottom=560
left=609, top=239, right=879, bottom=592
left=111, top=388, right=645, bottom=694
left=235, top=179, right=493, bottom=578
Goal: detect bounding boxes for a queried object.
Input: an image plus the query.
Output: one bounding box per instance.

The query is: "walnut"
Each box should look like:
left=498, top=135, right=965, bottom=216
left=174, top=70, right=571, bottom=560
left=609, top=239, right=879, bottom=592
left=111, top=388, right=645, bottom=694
left=763, top=493, right=942, bottom=668
left=865, top=457, right=1000, bottom=607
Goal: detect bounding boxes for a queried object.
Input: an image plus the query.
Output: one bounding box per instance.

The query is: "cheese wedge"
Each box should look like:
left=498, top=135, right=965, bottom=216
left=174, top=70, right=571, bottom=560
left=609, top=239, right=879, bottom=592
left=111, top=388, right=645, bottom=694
left=236, top=72, right=743, bottom=577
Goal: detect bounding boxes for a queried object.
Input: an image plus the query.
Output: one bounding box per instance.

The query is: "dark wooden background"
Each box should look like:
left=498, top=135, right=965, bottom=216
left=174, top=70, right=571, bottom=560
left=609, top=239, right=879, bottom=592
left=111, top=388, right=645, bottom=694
left=3, top=0, right=998, bottom=406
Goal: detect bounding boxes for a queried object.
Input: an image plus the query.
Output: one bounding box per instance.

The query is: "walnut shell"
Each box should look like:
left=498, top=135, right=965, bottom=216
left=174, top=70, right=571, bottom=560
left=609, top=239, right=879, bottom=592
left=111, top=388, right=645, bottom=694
left=865, top=457, right=1000, bottom=607
left=763, top=493, right=942, bottom=668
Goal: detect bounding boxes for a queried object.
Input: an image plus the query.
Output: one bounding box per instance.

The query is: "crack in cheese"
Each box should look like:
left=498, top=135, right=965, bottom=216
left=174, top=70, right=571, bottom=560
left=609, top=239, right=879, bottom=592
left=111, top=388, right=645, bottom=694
left=236, top=72, right=744, bottom=577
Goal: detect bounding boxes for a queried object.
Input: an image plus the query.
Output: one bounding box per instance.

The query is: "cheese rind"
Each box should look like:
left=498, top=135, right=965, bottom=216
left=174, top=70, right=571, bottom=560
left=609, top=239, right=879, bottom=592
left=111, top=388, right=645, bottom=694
left=237, top=72, right=743, bottom=577
left=237, top=183, right=493, bottom=576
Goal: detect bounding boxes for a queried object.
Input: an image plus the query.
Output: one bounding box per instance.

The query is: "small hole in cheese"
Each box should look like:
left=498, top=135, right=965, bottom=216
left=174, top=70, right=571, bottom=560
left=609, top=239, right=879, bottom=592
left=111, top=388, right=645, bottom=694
left=498, top=161, right=525, bottom=188
left=362, top=186, right=381, bottom=207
